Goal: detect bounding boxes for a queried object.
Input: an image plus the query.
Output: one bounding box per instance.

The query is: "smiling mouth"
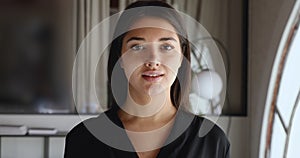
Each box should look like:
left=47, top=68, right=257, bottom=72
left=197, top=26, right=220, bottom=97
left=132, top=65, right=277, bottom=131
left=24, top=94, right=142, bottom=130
left=141, top=71, right=164, bottom=82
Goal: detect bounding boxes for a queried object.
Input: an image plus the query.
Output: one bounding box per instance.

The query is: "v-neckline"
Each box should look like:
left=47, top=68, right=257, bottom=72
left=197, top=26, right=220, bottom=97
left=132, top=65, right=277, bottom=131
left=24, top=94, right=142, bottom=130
left=114, top=110, right=168, bottom=158
left=110, top=108, right=194, bottom=158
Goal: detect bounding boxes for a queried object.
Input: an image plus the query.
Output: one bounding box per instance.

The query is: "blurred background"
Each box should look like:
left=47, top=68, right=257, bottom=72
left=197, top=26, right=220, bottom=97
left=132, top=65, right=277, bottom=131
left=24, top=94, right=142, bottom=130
left=0, top=0, right=299, bottom=158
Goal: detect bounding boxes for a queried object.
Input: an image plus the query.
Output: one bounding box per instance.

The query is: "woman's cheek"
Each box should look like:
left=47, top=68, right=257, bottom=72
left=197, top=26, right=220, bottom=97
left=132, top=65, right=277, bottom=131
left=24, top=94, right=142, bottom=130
left=120, top=53, right=144, bottom=79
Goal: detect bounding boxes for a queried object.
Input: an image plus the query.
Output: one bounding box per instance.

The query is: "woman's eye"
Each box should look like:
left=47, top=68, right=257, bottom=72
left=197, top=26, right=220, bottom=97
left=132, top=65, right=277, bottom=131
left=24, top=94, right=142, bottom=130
left=131, top=44, right=145, bottom=51
left=161, top=45, right=174, bottom=51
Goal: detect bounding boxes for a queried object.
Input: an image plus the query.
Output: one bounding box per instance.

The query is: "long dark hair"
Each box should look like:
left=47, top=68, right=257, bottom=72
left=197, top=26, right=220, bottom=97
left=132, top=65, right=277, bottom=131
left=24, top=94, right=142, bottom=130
left=107, top=0, right=191, bottom=110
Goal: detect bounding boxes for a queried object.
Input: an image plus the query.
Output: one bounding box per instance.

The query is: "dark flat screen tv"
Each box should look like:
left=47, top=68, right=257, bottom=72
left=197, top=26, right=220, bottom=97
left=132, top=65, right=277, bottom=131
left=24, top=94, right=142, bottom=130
left=0, top=0, right=75, bottom=114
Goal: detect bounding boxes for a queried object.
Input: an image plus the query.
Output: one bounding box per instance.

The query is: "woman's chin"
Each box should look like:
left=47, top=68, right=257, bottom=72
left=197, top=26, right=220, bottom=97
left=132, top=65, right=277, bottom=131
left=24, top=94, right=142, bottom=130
left=147, top=84, right=166, bottom=96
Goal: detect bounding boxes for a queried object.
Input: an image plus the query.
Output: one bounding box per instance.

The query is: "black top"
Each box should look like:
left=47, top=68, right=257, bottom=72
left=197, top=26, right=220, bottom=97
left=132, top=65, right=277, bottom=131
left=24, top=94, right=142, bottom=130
left=64, top=109, right=230, bottom=158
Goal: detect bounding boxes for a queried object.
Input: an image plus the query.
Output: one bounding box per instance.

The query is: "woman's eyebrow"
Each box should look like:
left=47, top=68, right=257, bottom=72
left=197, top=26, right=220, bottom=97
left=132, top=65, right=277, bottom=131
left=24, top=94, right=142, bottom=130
left=126, top=37, right=145, bottom=43
left=126, top=37, right=178, bottom=43
left=159, top=37, right=177, bottom=42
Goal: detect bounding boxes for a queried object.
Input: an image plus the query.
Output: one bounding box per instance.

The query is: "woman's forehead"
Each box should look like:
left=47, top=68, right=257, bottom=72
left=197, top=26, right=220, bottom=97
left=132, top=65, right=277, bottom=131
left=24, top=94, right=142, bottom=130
left=123, top=27, right=179, bottom=42
left=128, top=16, right=177, bottom=33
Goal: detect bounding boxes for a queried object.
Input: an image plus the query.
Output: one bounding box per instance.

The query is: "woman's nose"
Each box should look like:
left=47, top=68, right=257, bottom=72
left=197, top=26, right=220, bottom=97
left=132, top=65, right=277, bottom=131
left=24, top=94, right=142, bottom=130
left=144, top=45, right=161, bottom=69
left=145, top=61, right=160, bottom=69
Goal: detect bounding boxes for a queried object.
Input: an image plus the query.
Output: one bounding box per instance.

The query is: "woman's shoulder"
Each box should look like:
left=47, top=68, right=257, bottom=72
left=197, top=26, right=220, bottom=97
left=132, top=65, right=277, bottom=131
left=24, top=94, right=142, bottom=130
left=197, top=116, right=227, bottom=137
left=181, top=111, right=229, bottom=145
left=177, top=112, right=230, bottom=156
left=66, top=116, right=97, bottom=139
left=192, top=115, right=230, bottom=154
left=64, top=111, right=117, bottom=157
left=67, top=109, right=118, bottom=137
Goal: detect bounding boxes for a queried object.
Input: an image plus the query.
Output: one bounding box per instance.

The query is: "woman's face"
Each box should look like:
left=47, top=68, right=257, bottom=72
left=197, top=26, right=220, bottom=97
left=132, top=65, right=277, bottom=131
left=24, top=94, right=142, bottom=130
left=120, top=17, right=183, bottom=100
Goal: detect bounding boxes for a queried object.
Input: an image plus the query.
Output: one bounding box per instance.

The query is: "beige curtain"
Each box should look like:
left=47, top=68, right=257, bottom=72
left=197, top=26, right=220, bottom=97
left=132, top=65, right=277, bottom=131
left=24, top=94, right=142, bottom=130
left=73, top=0, right=110, bottom=113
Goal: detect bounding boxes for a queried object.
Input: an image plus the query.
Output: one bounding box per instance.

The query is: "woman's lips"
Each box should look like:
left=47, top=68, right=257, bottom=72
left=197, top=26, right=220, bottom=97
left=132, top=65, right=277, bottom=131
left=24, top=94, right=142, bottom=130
left=141, top=71, right=164, bottom=82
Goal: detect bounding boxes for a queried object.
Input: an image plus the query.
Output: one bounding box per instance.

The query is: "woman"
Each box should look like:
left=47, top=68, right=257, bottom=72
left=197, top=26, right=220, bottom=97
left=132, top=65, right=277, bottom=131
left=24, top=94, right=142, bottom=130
left=64, top=1, right=230, bottom=158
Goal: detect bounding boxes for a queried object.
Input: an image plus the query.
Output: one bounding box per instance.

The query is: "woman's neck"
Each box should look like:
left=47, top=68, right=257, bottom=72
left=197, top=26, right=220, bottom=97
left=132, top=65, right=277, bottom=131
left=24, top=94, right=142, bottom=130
left=120, top=89, right=176, bottom=119
left=117, top=90, right=177, bottom=154
left=119, top=101, right=176, bottom=124
left=117, top=94, right=176, bottom=155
